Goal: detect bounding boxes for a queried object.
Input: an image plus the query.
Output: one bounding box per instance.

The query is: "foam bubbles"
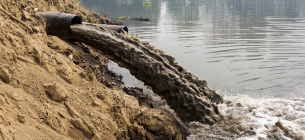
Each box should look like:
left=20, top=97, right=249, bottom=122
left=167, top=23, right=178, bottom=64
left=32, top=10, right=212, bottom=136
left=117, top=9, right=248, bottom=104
left=188, top=96, right=305, bottom=140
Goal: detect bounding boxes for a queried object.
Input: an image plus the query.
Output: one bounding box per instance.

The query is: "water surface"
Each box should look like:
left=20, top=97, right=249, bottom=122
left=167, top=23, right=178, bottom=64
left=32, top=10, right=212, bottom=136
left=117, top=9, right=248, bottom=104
left=81, top=0, right=305, bottom=139
left=82, top=0, right=305, bottom=98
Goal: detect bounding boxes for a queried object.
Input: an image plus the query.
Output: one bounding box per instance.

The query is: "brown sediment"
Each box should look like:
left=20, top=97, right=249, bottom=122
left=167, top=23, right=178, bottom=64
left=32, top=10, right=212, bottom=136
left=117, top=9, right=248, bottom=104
left=275, top=119, right=289, bottom=133
left=70, top=24, right=223, bottom=124
left=0, top=7, right=33, bottom=33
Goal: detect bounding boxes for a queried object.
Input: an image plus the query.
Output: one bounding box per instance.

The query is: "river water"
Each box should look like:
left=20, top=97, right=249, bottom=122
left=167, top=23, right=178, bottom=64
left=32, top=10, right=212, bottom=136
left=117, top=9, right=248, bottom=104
left=82, top=0, right=305, bottom=139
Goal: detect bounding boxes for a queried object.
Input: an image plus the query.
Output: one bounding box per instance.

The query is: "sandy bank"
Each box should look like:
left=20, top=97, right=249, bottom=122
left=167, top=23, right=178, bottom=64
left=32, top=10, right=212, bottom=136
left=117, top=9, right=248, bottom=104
left=0, top=0, right=189, bottom=139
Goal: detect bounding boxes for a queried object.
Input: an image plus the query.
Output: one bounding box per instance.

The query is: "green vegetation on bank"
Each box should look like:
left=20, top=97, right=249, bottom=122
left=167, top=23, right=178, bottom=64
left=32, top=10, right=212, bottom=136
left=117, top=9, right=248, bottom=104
left=143, top=1, right=152, bottom=8
left=117, top=16, right=130, bottom=21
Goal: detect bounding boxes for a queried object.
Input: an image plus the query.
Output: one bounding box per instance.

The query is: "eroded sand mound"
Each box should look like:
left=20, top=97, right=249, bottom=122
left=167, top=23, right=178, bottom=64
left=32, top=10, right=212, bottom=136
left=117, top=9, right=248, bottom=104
left=0, top=0, right=189, bottom=139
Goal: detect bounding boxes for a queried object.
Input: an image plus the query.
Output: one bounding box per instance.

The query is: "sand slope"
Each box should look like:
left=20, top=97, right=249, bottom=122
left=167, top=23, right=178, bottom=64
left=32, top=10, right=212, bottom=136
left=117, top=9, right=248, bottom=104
left=0, top=0, right=189, bottom=139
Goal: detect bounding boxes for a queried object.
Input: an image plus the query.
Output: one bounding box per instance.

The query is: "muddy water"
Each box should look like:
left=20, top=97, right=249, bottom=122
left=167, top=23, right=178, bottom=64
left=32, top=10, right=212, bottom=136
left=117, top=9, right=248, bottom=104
left=81, top=0, right=305, bottom=139
left=188, top=97, right=305, bottom=139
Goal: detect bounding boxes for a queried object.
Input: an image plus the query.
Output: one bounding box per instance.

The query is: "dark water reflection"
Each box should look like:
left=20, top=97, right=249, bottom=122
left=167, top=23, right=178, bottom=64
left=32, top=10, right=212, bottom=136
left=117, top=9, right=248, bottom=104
left=81, top=0, right=305, bottom=98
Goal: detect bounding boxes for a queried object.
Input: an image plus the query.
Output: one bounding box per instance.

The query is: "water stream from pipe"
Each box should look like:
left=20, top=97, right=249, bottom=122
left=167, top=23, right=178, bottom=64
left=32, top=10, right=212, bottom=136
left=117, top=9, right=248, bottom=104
left=70, top=24, right=223, bottom=124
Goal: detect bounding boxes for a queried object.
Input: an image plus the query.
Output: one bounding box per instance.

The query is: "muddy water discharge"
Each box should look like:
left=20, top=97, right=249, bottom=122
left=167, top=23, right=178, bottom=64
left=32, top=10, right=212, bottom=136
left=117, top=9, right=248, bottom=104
left=70, top=24, right=223, bottom=124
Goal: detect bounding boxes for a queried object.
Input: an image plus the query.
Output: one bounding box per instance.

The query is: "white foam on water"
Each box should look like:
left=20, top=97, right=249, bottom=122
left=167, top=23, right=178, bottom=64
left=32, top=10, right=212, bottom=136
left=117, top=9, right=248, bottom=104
left=188, top=95, right=305, bottom=140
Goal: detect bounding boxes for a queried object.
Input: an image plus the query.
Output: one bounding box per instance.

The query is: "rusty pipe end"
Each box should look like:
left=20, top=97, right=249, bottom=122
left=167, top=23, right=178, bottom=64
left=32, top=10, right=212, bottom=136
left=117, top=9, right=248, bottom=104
left=39, top=12, right=82, bottom=39
left=111, top=25, right=128, bottom=33
left=122, top=26, right=128, bottom=33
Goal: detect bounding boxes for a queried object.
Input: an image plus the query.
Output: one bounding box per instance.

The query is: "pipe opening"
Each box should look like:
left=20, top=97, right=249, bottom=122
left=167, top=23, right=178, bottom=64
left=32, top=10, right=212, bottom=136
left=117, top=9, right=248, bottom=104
left=122, top=26, right=128, bottom=33
left=71, top=16, right=82, bottom=25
